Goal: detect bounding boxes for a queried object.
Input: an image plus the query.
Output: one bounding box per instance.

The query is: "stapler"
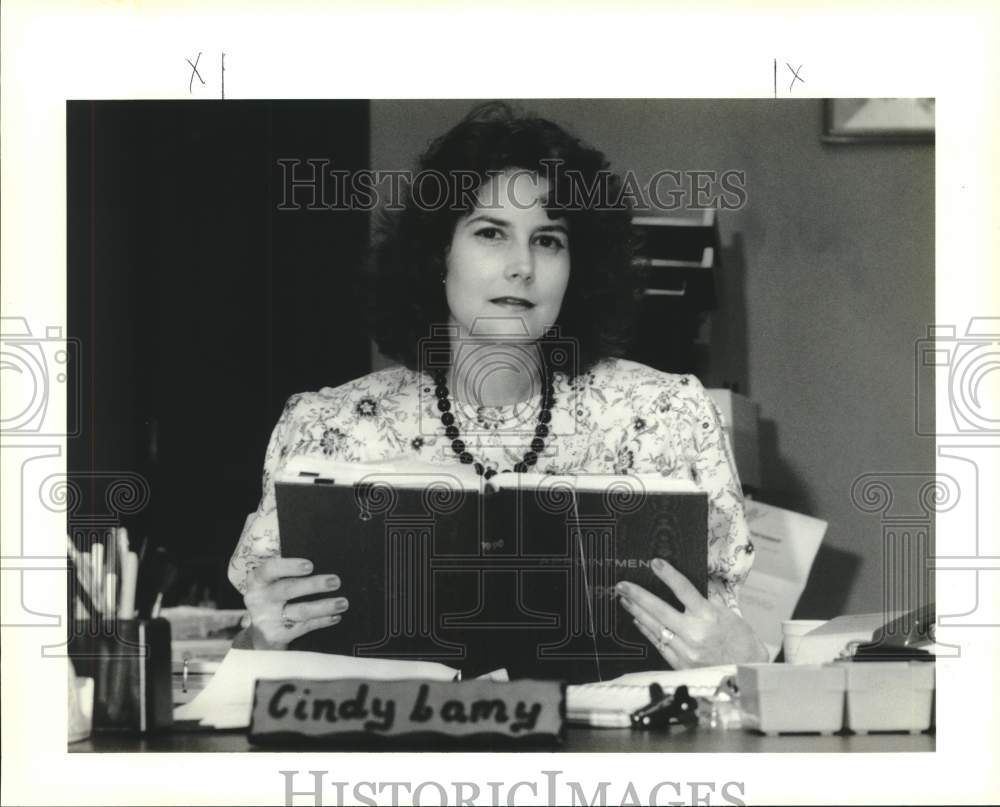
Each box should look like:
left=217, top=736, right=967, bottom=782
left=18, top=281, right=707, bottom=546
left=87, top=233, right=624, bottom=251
left=849, top=604, right=935, bottom=662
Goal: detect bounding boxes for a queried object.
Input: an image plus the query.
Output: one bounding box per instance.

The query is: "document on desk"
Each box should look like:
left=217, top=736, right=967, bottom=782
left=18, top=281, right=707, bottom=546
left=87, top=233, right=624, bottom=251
left=174, top=649, right=459, bottom=729
left=737, top=501, right=827, bottom=659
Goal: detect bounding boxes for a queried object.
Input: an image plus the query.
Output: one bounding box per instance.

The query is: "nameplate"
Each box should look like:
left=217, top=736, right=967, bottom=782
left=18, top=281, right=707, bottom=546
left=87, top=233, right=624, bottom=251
left=248, top=678, right=565, bottom=744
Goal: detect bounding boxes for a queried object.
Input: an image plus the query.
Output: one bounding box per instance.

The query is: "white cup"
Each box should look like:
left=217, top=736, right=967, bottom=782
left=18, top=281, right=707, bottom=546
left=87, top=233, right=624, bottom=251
left=782, top=619, right=827, bottom=664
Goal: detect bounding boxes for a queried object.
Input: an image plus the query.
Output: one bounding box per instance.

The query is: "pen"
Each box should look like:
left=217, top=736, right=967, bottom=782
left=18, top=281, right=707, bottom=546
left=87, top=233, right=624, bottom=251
left=107, top=527, right=120, bottom=609
left=113, top=526, right=137, bottom=619
left=116, top=526, right=129, bottom=567
left=105, top=571, right=118, bottom=616
left=150, top=562, right=178, bottom=619
left=66, top=536, right=97, bottom=620
left=80, top=549, right=92, bottom=616
left=91, top=539, right=105, bottom=617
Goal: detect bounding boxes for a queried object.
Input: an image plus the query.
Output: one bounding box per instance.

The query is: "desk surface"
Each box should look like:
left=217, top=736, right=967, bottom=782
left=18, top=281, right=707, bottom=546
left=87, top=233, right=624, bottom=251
left=71, top=725, right=934, bottom=753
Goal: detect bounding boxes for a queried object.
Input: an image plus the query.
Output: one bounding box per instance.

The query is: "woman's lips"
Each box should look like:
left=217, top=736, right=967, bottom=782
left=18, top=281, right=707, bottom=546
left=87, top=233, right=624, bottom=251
left=490, top=297, right=535, bottom=309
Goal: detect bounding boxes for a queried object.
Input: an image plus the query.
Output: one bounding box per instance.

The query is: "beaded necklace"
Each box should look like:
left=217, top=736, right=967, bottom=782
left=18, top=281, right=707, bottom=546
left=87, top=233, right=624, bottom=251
left=432, top=367, right=554, bottom=478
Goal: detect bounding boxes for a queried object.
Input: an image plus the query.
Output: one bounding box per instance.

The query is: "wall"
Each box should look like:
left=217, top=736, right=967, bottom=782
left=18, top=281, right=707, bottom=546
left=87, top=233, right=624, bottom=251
left=370, top=99, right=935, bottom=616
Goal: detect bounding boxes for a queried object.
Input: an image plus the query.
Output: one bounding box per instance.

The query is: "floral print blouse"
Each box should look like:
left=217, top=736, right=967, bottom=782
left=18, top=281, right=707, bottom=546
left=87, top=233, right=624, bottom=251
left=228, top=357, right=755, bottom=611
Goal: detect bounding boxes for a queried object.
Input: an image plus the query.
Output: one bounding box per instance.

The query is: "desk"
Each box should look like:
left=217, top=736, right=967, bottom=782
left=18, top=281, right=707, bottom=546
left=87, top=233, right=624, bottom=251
left=71, top=725, right=934, bottom=753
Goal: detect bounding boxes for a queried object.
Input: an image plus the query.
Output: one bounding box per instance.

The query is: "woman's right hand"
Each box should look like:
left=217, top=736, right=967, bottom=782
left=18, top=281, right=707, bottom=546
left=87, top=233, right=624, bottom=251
left=243, top=557, right=349, bottom=650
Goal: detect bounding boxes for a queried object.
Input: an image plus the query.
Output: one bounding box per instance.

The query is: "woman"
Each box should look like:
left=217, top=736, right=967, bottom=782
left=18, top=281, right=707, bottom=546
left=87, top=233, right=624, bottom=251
left=229, top=102, right=768, bottom=667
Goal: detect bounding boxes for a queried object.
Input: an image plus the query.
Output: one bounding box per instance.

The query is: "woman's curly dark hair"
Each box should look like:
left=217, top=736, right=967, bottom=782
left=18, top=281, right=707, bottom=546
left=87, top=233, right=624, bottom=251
left=370, top=102, right=639, bottom=380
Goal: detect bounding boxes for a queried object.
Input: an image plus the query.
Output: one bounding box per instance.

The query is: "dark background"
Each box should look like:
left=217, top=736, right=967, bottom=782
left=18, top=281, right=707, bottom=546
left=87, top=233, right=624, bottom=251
left=67, top=101, right=371, bottom=606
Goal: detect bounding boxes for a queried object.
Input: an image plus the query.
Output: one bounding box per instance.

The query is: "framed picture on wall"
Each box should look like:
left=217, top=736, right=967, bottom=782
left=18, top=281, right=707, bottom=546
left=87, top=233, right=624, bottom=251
left=822, top=98, right=935, bottom=143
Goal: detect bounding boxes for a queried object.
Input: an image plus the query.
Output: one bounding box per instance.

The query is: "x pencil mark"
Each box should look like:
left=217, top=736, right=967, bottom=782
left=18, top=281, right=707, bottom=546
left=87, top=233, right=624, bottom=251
left=786, top=63, right=804, bottom=92
left=187, top=52, right=206, bottom=94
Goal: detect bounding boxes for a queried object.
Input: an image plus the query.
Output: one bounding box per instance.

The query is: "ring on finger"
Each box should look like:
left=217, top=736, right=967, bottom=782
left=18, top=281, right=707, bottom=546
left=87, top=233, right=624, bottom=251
left=280, top=603, right=296, bottom=630
left=659, top=626, right=675, bottom=645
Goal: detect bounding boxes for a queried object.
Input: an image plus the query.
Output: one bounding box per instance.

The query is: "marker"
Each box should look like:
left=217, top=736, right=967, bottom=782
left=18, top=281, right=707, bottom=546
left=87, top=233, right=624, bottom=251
left=118, top=551, right=139, bottom=619
left=105, top=571, right=118, bottom=616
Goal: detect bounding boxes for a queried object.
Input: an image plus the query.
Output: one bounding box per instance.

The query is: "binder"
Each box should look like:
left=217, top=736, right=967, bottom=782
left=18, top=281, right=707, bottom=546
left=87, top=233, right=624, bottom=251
left=275, top=459, right=707, bottom=683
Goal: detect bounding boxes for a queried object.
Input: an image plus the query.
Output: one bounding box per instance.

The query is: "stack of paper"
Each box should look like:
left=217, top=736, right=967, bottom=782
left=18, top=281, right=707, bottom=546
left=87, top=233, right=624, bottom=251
left=174, top=649, right=459, bottom=729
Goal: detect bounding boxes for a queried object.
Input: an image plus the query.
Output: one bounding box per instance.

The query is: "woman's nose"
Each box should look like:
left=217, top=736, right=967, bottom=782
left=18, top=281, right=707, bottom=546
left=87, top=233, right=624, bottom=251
left=505, top=243, right=534, bottom=281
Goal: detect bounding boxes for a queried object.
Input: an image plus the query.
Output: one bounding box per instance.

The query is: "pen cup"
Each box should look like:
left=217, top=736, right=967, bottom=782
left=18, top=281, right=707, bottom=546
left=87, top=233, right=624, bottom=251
left=68, top=618, right=173, bottom=733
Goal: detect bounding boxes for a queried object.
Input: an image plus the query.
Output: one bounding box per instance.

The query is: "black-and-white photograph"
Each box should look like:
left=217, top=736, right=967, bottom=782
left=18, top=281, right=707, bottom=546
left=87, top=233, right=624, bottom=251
left=3, top=4, right=998, bottom=805
left=61, top=97, right=935, bottom=754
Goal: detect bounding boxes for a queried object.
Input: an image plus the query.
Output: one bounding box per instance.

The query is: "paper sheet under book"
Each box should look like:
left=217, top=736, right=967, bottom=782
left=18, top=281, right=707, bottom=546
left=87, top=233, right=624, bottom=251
left=566, top=665, right=736, bottom=722
left=277, top=455, right=701, bottom=495
left=737, top=501, right=827, bottom=659
left=174, top=649, right=459, bottom=729
left=279, top=456, right=483, bottom=489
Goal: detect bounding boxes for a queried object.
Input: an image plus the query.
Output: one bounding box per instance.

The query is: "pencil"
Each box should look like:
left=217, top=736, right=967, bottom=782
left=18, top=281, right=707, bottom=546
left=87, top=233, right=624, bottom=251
left=91, top=540, right=104, bottom=617
left=65, top=537, right=97, bottom=620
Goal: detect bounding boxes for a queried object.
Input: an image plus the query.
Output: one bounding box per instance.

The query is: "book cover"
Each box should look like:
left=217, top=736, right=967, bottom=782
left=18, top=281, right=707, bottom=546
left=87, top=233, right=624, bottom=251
left=276, top=461, right=707, bottom=683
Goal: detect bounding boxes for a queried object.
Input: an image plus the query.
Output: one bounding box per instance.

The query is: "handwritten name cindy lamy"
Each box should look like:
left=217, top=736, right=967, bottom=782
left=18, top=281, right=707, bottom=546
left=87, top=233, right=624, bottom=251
left=249, top=679, right=564, bottom=743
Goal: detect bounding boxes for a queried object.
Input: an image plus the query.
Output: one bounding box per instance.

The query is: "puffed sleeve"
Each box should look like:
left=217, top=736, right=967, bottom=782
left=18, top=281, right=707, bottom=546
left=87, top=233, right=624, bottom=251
left=227, top=393, right=305, bottom=595
left=678, top=375, right=755, bottom=612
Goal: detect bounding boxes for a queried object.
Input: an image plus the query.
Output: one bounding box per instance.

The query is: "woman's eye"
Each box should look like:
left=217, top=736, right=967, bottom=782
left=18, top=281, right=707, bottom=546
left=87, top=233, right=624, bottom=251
left=475, top=227, right=503, bottom=241
left=534, top=234, right=567, bottom=251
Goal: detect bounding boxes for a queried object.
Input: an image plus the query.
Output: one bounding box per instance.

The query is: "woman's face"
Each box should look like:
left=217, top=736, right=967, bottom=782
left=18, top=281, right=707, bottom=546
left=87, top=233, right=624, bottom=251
left=444, top=170, right=570, bottom=342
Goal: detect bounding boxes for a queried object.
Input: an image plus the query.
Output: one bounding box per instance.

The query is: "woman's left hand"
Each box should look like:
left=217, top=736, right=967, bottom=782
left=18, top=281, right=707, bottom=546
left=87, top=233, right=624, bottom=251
left=617, top=557, right=769, bottom=668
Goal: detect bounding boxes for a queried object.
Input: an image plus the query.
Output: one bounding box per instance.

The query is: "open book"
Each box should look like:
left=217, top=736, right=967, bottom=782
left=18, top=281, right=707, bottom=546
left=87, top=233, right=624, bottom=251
left=274, top=457, right=708, bottom=683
